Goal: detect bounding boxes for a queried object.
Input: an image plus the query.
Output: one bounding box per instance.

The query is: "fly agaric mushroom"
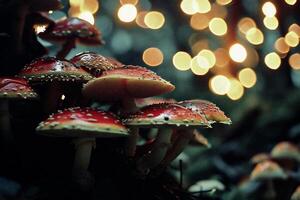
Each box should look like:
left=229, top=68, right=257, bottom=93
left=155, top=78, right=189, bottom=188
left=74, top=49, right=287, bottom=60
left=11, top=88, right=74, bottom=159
left=0, top=77, right=38, bottom=152
left=291, top=185, right=300, bottom=200
left=123, top=103, right=209, bottom=174
left=83, top=65, right=175, bottom=156
left=271, top=141, right=300, bottom=170
left=250, top=160, right=287, bottom=200
left=36, top=107, right=128, bottom=190
left=39, top=17, right=104, bottom=59
left=19, top=57, right=92, bottom=113
left=161, top=100, right=230, bottom=167
left=70, top=52, right=123, bottom=76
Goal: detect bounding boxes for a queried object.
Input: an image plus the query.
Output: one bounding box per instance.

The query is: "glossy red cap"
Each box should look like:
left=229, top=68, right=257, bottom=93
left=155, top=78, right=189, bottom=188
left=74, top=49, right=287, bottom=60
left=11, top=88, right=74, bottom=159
left=0, top=77, right=38, bottom=99
left=82, top=65, right=175, bottom=101
left=70, top=52, right=122, bottom=76
left=39, top=17, right=104, bottom=45
left=19, top=57, right=92, bottom=83
left=123, top=103, right=210, bottom=128
left=178, top=100, right=231, bottom=124
left=36, top=107, right=129, bottom=137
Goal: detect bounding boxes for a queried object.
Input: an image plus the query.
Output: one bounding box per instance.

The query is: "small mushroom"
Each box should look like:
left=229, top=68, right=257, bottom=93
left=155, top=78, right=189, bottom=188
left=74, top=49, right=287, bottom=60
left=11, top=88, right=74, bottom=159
left=161, top=100, right=230, bottom=167
left=19, top=57, right=92, bottom=113
left=36, top=107, right=128, bottom=190
left=124, top=103, right=209, bottom=174
left=291, top=185, right=300, bottom=200
left=271, top=141, right=300, bottom=170
left=39, top=17, right=104, bottom=59
left=250, top=153, right=271, bottom=165
left=70, top=52, right=123, bottom=76
left=0, top=77, right=38, bottom=153
left=250, top=160, right=287, bottom=200
left=83, top=65, right=175, bottom=156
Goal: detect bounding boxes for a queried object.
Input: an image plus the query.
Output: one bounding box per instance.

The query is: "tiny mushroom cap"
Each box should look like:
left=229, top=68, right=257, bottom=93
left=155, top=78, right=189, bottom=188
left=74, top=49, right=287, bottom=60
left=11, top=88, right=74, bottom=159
left=123, top=103, right=210, bottom=128
left=271, top=141, right=300, bottom=162
left=18, top=57, right=92, bottom=83
left=82, top=65, right=175, bottom=101
left=178, top=99, right=231, bottom=124
left=250, top=153, right=271, bottom=165
left=36, top=107, right=129, bottom=137
left=250, top=160, right=287, bottom=181
left=39, top=17, right=104, bottom=45
left=0, top=77, right=38, bottom=100
left=70, top=52, right=123, bottom=76
left=291, top=185, right=300, bottom=200
left=135, top=97, right=177, bottom=108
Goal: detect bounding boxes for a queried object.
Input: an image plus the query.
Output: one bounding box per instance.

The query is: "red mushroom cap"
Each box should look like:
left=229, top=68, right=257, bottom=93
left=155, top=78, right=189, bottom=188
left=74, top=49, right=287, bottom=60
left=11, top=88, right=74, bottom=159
left=36, top=107, right=129, bottom=137
left=135, top=97, right=177, bottom=108
left=39, top=17, right=104, bottom=45
left=123, top=103, right=210, bottom=128
left=70, top=52, right=123, bottom=76
left=19, top=57, right=92, bottom=84
left=0, top=77, right=38, bottom=99
left=82, top=65, right=175, bottom=101
left=178, top=100, right=231, bottom=124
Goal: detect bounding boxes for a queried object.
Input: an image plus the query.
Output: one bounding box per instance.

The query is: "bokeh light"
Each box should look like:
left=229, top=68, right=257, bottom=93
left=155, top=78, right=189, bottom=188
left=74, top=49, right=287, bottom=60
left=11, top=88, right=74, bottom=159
left=198, top=49, right=216, bottom=68
left=238, top=17, right=256, bottom=34
left=229, top=43, right=247, bottom=63
left=136, top=11, right=148, bottom=28
left=265, top=52, right=281, bottom=70
left=118, top=4, right=137, bottom=22
left=120, top=0, right=139, bottom=5
left=214, top=48, right=230, bottom=68
left=190, top=13, right=210, bottom=30
left=78, top=11, right=95, bottom=24
left=173, top=51, right=192, bottom=71
left=289, top=53, right=300, bottom=69
left=274, top=37, right=290, bottom=54
left=238, top=68, right=257, bottom=88
left=216, top=0, right=232, bottom=6
left=285, top=0, right=297, bottom=5
left=80, top=0, right=99, bottom=14
left=262, top=2, right=277, bottom=17
left=209, top=18, right=227, bottom=36
left=227, top=79, right=244, bottom=100
left=289, top=24, right=300, bottom=37
left=144, top=11, right=165, bottom=29
left=285, top=31, right=299, bottom=47
left=142, top=47, right=164, bottom=67
left=190, top=56, right=209, bottom=75
left=209, top=75, right=230, bottom=95
left=70, top=0, right=83, bottom=7
left=263, top=16, right=279, bottom=30
left=246, top=27, right=264, bottom=45
left=180, top=0, right=211, bottom=15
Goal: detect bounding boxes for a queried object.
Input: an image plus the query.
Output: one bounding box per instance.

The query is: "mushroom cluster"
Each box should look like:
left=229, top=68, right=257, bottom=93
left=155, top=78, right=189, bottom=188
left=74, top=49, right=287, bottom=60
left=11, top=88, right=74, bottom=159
left=0, top=14, right=231, bottom=194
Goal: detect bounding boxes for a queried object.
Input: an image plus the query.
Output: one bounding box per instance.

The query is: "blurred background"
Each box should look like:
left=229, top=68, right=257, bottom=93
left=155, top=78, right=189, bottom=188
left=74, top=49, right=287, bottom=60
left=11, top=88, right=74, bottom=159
left=2, top=0, right=300, bottom=199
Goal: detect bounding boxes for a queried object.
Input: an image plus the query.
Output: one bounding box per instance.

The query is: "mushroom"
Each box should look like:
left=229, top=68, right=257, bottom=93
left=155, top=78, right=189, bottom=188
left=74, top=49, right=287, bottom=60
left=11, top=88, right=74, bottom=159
left=250, top=153, right=271, bottom=165
left=82, top=65, right=175, bottom=156
left=135, top=97, right=177, bottom=108
left=39, top=17, right=104, bottom=59
left=36, top=107, right=128, bottom=190
left=271, top=141, right=300, bottom=171
left=160, top=100, right=230, bottom=167
left=0, top=77, right=38, bottom=153
left=18, top=57, right=92, bottom=113
left=291, top=185, right=300, bottom=200
left=250, top=160, right=287, bottom=200
left=70, top=52, right=123, bottom=76
left=123, top=103, right=209, bottom=174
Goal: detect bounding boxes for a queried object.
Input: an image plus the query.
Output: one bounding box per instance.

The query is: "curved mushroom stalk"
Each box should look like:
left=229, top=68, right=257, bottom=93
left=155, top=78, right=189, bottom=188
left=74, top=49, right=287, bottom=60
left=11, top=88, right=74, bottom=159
left=56, top=39, right=76, bottom=59
left=137, top=128, right=172, bottom=174
left=264, top=181, right=276, bottom=200
left=160, top=128, right=194, bottom=167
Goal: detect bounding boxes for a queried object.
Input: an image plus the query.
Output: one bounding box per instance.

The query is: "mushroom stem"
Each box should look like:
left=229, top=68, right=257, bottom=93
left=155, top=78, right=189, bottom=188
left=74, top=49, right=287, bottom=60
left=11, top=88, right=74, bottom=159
left=122, top=97, right=139, bottom=157
left=137, top=128, right=172, bottom=174
left=264, top=180, right=276, bottom=200
left=56, top=39, right=76, bottom=59
left=0, top=100, right=14, bottom=151
left=160, top=129, right=194, bottom=167
left=72, top=138, right=95, bottom=190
